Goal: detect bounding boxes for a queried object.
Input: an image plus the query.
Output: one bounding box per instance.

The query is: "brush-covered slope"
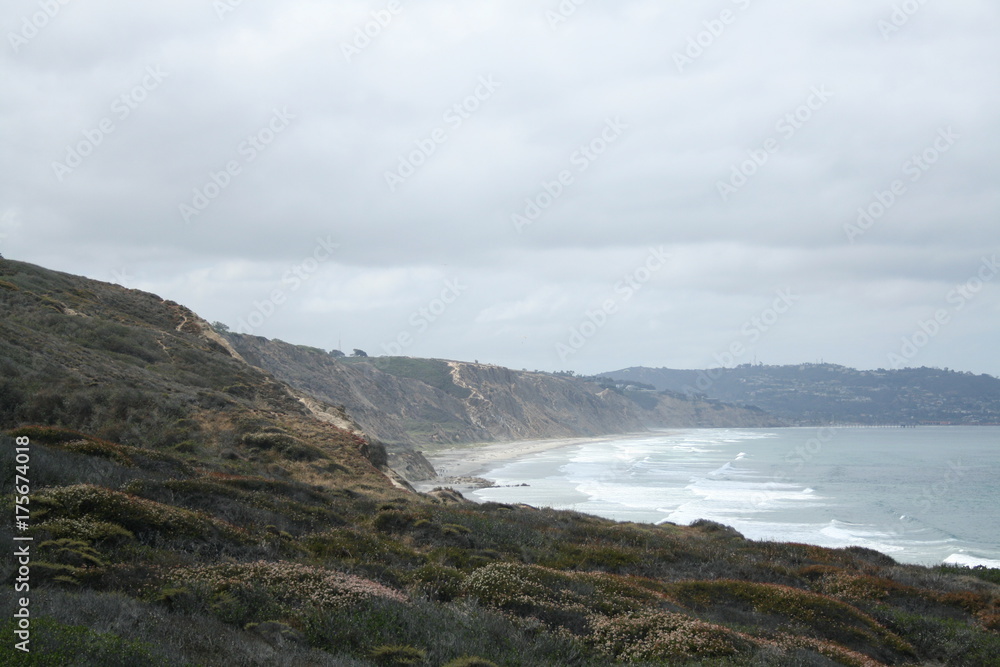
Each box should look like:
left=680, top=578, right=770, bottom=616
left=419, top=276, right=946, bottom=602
left=225, top=335, right=781, bottom=448
left=0, top=259, right=392, bottom=489
left=2, top=259, right=998, bottom=666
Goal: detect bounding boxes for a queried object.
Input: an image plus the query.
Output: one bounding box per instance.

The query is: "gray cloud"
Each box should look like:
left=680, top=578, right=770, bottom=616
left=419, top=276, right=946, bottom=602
left=3, top=0, right=998, bottom=376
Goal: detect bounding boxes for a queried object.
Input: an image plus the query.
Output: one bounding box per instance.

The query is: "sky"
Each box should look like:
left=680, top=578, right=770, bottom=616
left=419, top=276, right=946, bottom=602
left=2, top=1, right=999, bottom=377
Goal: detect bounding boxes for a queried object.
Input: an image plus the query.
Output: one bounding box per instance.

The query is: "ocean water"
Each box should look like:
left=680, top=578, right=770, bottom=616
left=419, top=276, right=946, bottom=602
left=470, top=427, right=1000, bottom=567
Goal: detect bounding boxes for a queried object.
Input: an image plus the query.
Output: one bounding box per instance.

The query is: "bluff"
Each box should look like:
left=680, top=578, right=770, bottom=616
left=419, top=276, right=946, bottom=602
left=224, top=335, right=781, bottom=454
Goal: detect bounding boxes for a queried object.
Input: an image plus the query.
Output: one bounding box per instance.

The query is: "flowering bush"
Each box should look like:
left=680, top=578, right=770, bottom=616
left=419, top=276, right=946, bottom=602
left=588, top=610, right=749, bottom=661
left=816, top=571, right=894, bottom=602
left=170, top=560, right=408, bottom=616
left=460, top=562, right=662, bottom=635
left=36, top=517, right=135, bottom=544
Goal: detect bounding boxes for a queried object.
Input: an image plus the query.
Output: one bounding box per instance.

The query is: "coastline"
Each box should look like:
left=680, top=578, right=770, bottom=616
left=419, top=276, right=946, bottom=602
left=413, top=431, right=658, bottom=496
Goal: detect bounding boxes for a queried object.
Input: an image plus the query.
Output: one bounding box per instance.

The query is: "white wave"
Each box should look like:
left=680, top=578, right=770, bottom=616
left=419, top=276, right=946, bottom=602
left=706, top=462, right=741, bottom=479
left=943, top=553, right=1000, bottom=569
left=819, top=519, right=906, bottom=552
left=672, top=445, right=711, bottom=453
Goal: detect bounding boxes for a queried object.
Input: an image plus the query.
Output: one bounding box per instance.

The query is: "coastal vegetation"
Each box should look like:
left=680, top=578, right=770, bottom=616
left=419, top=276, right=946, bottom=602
left=2, top=259, right=999, bottom=665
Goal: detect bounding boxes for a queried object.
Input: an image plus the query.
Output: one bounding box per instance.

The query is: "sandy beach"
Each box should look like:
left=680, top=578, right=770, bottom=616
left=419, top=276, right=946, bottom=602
left=413, top=432, right=653, bottom=495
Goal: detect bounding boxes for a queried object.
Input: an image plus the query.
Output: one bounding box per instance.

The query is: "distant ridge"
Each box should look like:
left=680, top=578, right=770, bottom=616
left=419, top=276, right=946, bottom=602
left=599, top=363, right=1000, bottom=425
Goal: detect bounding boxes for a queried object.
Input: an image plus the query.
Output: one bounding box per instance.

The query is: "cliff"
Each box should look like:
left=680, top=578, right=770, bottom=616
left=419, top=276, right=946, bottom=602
left=224, top=335, right=782, bottom=451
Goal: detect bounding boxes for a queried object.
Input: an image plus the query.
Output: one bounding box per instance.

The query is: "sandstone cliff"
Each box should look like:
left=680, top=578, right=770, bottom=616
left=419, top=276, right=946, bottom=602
left=225, top=335, right=781, bottom=453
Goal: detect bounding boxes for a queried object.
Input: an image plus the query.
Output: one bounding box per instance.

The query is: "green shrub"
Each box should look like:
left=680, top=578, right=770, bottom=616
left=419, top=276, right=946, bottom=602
left=305, top=528, right=425, bottom=569
left=303, top=595, right=589, bottom=666
left=8, top=425, right=87, bottom=444
left=540, top=542, right=642, bottom=572
left=441, top=658, right=499, bottom=667
left=410, top=564, right=465, bottom=602
left=0, top=617, right=171, bottom=665
left=881, top=609, right=1000, bottom=666
left=934, top=564, right=1000, bottom=586
left=373, top=509, right=417, bottom=533
left=242, top=431, right=324, bottom=461
left=670, top=579, right=915, bottom=661
left=33, top=484, right=251, bottom=544
left=370, top=644, right=427, bottom=665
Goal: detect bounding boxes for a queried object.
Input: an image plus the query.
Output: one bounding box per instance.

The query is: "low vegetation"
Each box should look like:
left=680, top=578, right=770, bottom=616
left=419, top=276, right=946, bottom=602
left=2, top=259, right=999, bottom=665
left=4, top=423, right=999, bottom=665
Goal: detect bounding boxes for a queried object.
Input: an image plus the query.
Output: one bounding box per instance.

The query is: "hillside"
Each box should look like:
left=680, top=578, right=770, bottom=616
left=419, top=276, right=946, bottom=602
left=601, top=364, right=1000, bottom=425
left=224, top=335, right=781, bottom=452
left=2, top=259, right=999, bottom=666
left=0, top=260, right=391, bottom=488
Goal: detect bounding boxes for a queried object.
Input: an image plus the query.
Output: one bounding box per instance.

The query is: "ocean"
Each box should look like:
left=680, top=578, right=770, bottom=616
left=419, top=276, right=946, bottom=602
left=469, top=426, right=1000, bottom=568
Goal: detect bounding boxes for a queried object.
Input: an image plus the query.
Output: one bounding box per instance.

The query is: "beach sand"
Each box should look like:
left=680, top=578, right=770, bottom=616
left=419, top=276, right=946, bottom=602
left=413, top=433, right=652, bottom=496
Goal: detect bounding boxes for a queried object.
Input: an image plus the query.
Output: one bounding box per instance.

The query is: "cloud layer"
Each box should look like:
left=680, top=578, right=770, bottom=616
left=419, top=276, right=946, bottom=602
left=3, top=0, right=998, bottom=375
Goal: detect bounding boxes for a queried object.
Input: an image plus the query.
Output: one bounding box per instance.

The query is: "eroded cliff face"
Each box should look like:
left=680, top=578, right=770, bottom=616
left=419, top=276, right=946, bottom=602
left=225, top=335, right=781, bottom=451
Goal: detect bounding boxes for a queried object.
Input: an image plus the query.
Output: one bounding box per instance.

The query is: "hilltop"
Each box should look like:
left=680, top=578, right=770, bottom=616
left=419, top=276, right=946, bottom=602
left=2, top=259, right=999, bottom=666
left=601, top=364, right=1000, bottom=425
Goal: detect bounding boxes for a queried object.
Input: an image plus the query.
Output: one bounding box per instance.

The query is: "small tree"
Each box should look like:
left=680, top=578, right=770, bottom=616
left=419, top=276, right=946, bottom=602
left=329, top=349, right=346, bottom=358
left=352, top=349, right=369, bottom=358
left=211, top=321, right=230, bottom=333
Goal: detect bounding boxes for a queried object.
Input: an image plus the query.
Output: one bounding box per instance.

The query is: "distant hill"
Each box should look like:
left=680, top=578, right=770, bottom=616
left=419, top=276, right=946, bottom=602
left=599, top=363, right=1000, bottom=425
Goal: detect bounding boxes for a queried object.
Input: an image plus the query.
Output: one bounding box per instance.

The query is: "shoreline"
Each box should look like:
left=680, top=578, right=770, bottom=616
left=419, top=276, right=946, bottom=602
left=413, top=431, right=659, bottom=495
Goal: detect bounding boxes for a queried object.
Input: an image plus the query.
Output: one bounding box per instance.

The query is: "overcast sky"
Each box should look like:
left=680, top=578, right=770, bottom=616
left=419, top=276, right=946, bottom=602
left=3, top=1, right=998, bottom=377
